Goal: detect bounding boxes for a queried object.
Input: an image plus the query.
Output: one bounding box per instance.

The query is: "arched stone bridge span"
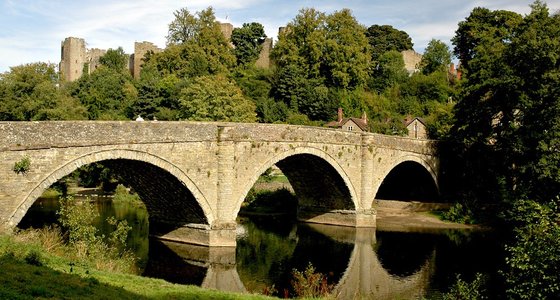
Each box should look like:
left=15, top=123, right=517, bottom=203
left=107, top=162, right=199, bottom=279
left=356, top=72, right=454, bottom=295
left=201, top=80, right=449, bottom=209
left=0, top=121, right=439, bottom=246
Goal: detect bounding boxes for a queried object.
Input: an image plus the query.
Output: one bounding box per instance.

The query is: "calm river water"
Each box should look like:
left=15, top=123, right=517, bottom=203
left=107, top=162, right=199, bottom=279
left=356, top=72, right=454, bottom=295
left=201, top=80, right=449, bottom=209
left=19, top=196, right=504, bottom=299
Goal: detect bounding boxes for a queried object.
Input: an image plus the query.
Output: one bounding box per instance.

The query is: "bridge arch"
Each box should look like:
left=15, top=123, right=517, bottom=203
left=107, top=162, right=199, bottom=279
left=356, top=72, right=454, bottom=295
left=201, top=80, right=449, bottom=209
left=373, top=155, right=439, bottom=203
left=233, top=146, right=359, bottom=220
left=7, top=149, right=214, bottom=229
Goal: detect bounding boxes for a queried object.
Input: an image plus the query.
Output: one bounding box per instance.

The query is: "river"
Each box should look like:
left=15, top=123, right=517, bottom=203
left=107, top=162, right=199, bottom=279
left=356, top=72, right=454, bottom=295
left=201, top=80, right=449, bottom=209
left=18, top=196, right=504, bottom=299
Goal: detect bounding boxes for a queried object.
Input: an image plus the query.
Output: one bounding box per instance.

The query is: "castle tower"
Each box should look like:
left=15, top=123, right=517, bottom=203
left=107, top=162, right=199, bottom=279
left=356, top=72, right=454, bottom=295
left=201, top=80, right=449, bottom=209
left=255, top=37, right=273, bottom=69
left=132, top=41, right=162, bottom=79
left=219, top=22, right=234, bottom=41
left=60, top=37, right=87, bottom=82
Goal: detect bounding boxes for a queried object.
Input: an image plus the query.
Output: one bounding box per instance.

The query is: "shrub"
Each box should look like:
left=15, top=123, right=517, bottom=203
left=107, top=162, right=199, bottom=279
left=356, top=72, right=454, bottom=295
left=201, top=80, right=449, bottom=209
left=441, top=202, right=475, bottom=224
left=443, top=273, right=487, bottom=300
left=56, top=196, right=136, bottom=273
left=503, top=200, right=560, bottom=299
left=291, top=263, right=333, bottom=298
left=13, top=156, right=31, bottom=174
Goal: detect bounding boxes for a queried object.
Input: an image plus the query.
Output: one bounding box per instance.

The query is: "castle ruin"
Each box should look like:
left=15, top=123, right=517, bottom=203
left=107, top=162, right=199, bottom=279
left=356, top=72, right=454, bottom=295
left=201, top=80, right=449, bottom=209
left=60, top=23, right=416, bottom=82
left=60, top=22, right=272, bottom=82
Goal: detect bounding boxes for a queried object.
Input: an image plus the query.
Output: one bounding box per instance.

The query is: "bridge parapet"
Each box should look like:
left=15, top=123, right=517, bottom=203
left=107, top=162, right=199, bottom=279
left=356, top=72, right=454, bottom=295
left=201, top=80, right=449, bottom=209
left=217, top=123, right=362, bottom=145
left=0, top=121, right=218, bottom=150
left=367, top=133, right=438, bottom=155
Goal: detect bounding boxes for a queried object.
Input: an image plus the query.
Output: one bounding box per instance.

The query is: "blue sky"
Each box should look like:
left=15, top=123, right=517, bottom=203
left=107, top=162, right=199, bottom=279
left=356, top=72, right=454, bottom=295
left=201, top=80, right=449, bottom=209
left=0, top=0, right=558, bottom=73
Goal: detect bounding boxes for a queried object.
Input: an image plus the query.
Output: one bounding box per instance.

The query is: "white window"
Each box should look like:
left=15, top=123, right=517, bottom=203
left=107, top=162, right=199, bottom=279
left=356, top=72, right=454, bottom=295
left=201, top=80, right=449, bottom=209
left=348, top=126, right=353, bottom=131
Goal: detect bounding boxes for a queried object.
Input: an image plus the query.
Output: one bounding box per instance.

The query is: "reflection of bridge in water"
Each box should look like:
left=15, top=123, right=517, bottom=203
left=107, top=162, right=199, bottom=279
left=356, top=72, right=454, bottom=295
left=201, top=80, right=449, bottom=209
left=153, top=224, right=435, bottom=299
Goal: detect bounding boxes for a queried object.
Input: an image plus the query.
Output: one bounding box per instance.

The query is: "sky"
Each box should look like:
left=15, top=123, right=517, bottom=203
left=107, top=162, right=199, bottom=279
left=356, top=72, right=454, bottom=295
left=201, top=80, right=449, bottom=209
left=0, top=0, right=558, bottom=73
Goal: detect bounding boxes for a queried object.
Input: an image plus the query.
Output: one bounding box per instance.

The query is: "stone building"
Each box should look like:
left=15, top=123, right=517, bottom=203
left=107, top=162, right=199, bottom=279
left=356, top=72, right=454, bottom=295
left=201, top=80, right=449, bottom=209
left=401, top=49, right=423, bottom=75
left=326, top=108, right=369, bottom=132
left=130, top=41, right=162, bottom=79
left=255, top=38, right=273, bottom=69
left=404, top=116, right=427, bottom=139
left=59, top=37, right=87, bottom=82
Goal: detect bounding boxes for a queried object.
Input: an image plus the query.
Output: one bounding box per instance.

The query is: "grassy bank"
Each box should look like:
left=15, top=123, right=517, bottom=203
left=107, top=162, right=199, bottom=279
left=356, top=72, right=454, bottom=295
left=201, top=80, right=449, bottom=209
left=0, top=234, right=272, bottom=300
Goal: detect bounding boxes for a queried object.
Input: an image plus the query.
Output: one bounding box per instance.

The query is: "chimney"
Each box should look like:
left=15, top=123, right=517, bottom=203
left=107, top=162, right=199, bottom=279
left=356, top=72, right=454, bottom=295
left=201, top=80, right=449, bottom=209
left=361, top=111, right=367, bottom=125
left=337, top=107, right=343, bottom=123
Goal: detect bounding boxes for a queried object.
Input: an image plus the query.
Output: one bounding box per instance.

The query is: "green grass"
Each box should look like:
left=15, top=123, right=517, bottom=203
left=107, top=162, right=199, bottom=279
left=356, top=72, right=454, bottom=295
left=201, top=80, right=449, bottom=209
left=0, top=234, right=274, bottom=300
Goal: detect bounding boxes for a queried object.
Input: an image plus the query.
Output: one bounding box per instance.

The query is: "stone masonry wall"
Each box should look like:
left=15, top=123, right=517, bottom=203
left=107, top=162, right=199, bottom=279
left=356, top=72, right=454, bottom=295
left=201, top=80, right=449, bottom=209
left=0, top=121, right=439, bottom=241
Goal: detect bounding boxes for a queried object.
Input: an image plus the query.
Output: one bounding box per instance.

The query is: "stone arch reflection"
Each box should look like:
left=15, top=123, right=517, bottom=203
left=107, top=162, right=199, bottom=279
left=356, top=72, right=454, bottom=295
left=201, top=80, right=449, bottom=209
left=235, top=218, right=353, bottom=297
left=306, top=225, right=435, bottom=300
left=143, top=239, right=246, bottom=293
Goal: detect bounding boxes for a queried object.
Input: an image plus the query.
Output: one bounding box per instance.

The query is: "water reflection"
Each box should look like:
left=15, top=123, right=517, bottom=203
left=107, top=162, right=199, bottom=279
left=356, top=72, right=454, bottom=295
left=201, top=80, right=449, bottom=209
left=20, top=198, right=500, bottom=299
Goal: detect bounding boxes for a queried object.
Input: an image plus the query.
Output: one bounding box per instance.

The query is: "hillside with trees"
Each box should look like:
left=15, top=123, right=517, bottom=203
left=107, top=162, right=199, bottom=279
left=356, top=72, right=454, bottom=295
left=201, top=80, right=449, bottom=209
left=1, top=2, right=559, bottom=297
left=0, top=6, right=456, bottom=139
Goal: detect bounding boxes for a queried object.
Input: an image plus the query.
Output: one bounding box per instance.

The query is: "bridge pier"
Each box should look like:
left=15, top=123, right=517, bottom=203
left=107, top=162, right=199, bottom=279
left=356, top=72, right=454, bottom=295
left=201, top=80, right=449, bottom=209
left=297, top=208, right=376, bottom=228
left=152, top=222, right=237, bottom=247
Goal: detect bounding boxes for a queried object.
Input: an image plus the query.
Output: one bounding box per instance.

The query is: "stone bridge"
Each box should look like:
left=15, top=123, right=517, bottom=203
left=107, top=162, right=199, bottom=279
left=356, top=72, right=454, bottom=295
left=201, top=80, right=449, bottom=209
left=0, top=121, right=439, bottom=246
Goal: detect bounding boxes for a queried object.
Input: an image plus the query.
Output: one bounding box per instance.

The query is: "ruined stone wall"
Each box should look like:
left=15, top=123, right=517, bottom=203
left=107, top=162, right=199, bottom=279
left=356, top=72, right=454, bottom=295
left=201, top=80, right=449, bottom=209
left=255, top=38, right=272, bottom=69
left=87, top=48, right=106, bottom=74
left=219, top=22, right=234, bottom=43
left=402, top=50, right=423, bottom=74
left=132, top=41, right=162, bottom=79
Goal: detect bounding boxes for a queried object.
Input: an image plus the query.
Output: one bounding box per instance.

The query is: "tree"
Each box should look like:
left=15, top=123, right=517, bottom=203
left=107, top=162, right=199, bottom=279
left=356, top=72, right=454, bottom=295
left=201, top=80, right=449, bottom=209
left=420, top=39, right=452, bottom=75
left=449, top=1, right=560, bottom=203
left=99, top=47, right=129, bottom=72
left=71, top=67, right=136, bottom=120
left=270, top=8, right=371, bottom=121
left=178, top=75, right=256, bottom=122
left=0, top=62, right=86, bottom=120
left=323, top=9, right=371, bottom=89
left=504, top=200, right=560, bottom=299
left=365, top=25, right=413, bottom=62
left=166, top=7, right=198, bottom=45
left=147, top=7, right=235, bottom=79
left=231, top=23, right=267, bottom=66
left=370, top=50, right=408, bottom=92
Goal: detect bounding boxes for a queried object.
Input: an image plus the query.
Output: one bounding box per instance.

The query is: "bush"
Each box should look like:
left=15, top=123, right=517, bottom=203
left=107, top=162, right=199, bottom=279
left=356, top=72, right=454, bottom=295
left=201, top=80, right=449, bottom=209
left=442, top=273, right=487, bottom=300
left=113, top=184, right=144, bottom=207
left=291, top=263, right=333, bottom=298
left=503, top=199, right=560, bottom=299
left=441, top=202, right=475, bottom=224
left=13, top=156, right=31, bottom=174
left=244, top=188, right=297, bottom=214
left=56, top=196, right=136, bottom=273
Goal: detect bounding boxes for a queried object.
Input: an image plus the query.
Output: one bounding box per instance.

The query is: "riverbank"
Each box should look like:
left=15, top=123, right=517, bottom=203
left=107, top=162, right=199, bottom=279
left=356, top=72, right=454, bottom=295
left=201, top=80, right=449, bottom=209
left=375, top=199, right=481, bottom=231
left=0, top=234, right=273, bottom=300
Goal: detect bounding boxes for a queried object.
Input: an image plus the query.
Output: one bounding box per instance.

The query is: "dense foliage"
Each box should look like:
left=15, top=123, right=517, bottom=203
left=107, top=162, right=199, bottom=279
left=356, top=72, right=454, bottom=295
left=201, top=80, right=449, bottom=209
left=447, top=1, right=560, bottom=298
left=0, top=6, right=455, bottom=138
left=2, top=2, right=560, bottom=298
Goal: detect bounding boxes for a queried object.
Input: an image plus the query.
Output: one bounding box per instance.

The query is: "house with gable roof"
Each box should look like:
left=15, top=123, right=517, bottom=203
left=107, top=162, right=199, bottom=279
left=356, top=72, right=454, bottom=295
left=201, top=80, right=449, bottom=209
left=404, top=116, right=427, bottom=139
left=326, top=108, right=368, bottom=132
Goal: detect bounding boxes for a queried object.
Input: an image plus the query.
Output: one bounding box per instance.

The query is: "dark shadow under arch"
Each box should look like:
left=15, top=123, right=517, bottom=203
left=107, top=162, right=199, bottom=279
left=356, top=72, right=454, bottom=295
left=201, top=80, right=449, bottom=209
left=375, top=161, right=439, bottom=202
left=102, top=159, right=208, bottom=234
left=18, top=158, right=208, bottom=239
left=275, top=154, right=354, bottom=213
